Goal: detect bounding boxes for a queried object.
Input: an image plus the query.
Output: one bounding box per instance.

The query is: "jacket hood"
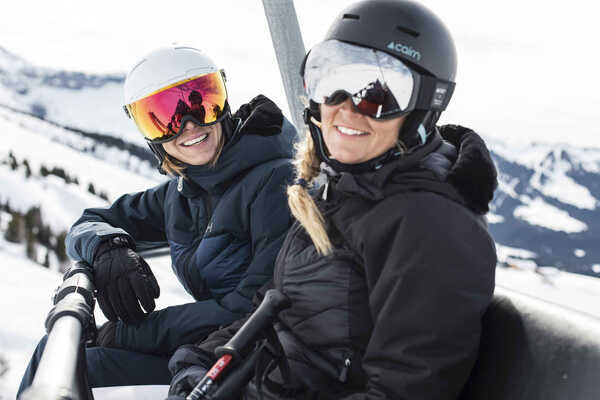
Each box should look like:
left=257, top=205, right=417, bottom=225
left=327, top=127, right=497, bottom=214
left=179, top=95, right=297, bottom=196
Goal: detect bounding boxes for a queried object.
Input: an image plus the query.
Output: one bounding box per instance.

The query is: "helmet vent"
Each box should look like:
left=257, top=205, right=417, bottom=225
left=342, top=13, right=360, bottom=20
left=396, top=25, right=420, bottom=37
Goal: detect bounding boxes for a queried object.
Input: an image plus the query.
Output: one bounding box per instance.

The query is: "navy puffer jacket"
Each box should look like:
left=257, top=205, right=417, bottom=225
left=66, top=96, right=297, bottom=355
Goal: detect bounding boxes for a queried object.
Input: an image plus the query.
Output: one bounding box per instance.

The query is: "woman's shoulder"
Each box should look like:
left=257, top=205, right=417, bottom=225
left=338, top=189, right=493, bottom=249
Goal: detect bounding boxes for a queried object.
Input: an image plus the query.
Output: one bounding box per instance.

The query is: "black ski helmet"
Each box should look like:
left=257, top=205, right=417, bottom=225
left=302, top=0, right=458, bottom=171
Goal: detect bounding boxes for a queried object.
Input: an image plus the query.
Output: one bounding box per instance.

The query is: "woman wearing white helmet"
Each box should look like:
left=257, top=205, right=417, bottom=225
left=17, top=45, right=297, bottom=393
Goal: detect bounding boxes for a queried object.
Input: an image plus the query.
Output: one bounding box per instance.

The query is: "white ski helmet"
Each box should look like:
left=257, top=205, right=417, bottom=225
left=123, top=45, right=230, bottom=173
left=124, top=45, right=223, bottom=105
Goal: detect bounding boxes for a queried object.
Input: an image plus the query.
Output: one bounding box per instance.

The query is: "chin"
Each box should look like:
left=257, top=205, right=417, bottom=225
left=331, top=151, right=363, bottom=165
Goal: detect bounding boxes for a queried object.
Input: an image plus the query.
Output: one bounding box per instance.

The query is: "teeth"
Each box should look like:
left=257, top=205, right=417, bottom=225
left=336, top=126, right=367, bottom=136
left=183, top=134, right=208, bottom=146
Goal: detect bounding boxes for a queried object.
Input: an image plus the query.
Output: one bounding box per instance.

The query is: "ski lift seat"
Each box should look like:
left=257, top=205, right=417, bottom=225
left=459, top=287, right=600, bottom=400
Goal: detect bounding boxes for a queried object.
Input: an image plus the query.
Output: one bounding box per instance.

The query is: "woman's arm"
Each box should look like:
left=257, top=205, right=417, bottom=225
left=344, top=194, right=496, bottom=399
left=116, top=162, right=293, bottom=352
left=66, top=181, right=170, bottom=264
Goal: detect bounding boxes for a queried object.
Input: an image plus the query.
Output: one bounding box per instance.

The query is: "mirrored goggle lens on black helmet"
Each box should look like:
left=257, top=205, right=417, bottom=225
left=304, top=40, right=417, bottom=119
left=125, top=71, right=227, bottom=143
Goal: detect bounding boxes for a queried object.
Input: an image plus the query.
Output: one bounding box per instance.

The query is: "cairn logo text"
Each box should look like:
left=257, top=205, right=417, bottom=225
left=387, top=42, right=421, bottom=61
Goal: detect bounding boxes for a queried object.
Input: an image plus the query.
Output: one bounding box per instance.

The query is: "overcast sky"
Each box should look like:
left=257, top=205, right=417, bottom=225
left=1, top=0, right=599, bottom=147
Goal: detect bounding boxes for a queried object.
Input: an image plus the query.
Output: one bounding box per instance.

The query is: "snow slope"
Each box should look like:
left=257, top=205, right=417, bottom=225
left=0, top=108, right=163, bottom=234
left=0, top=243, right=190, bottom=399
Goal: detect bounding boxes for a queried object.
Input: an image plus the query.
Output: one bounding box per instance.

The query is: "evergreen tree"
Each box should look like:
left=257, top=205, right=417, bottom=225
left=55, top=231, right=68, bottom=262
left=0, top=354, right=8, bottom=378
left=23, top=159, right=32, bottom=178
left=5, top=213, right=25, bottom=243
left=24, top=207, right=42, bottom=233
left=87, top=183, right=96, bottom=195
left=26, top=228, right=38, bottom=262
left=8, top=152, right=18, bottom=170
left=4, top=201, right=12, bottom=214
left=38, top=224, right=52, bottom=247
left=43, top=250, right=50, bottom=268
left=40, top=165, right=49, bottom=177
left=51, top=167, right=67, bottom=181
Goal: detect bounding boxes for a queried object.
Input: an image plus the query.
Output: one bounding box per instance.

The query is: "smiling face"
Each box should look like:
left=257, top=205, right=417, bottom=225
left=162, top=120, right=223, bottom=166
left=320, top=99, right=406, bottom=164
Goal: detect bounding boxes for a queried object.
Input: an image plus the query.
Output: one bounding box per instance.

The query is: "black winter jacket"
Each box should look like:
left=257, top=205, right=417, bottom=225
left=170, top=126, right=498, bottom=399
left=66, top=96, right=297, bottom=355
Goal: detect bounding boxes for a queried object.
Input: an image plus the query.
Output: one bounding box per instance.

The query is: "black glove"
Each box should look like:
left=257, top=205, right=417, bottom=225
left=93, top=236, right=160, bottom=324
left=168, top=344, right=215, bottom=397
left=169, top=365, right=209, bottom=397
left=96, top=321, right=117, bottom=347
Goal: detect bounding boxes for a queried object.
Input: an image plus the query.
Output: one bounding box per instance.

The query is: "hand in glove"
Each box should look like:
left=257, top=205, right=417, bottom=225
left=93, top=236, right=160, bottom=324
left=169, top=365, right=209, bottom=398
left=168, top=344, right=215, bottom=398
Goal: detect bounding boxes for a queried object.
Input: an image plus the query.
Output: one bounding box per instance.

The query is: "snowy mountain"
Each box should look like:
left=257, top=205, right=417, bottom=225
left=488, top=139, right=600, bottom=276
left=0, top=46, right=143, bottom=146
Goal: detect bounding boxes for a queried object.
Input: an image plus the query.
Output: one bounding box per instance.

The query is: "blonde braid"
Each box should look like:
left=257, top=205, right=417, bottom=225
left=287, top=131, right=333, bottom=255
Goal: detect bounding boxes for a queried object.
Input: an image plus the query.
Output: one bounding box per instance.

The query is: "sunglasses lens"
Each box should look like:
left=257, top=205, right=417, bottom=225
left=126, top=71, right=227, bottom=142
left=324, top=91, right=349, bottom=106
left=304, top=40, right=415, bottom=119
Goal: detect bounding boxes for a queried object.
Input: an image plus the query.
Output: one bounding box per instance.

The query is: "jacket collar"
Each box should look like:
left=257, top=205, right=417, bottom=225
left=325, top=129, right=497, bottom=214
left=177, top=96, right=296, bottom=197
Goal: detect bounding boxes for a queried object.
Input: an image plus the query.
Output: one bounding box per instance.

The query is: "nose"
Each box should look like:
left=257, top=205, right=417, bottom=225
left=183, top=120, right=199, bottom=131
left=338, top=97, right=362, bottom=117
left=337, top=97, right=353, bottom=111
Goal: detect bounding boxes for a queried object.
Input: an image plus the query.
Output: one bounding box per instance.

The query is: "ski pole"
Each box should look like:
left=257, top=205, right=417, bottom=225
left=186, top=289, right=291, bottom=400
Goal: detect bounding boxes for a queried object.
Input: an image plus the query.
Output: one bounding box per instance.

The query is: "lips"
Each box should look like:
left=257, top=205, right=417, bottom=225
left=180, top=132, right=209, bottom=147
left=335, top=125, right=369, bottom=136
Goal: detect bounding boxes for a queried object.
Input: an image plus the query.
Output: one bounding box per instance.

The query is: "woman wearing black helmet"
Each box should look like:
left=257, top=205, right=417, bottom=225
left=168, top=1, right=498, bottom=398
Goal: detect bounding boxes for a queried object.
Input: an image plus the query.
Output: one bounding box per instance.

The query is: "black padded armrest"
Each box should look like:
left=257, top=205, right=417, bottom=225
left=459, top=287, right=600, bottom=400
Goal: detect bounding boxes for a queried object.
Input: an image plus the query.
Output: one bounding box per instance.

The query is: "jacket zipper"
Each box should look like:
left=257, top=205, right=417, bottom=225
left=338, top=353, right=353, bottom=383
left=181, top=192, right=215, bottom=299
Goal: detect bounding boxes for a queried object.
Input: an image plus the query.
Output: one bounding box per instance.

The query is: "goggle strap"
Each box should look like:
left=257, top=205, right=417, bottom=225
left=415, top=76, right=456, bottom=111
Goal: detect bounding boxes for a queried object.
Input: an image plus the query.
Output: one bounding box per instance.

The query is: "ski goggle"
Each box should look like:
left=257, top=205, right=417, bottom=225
left=124, top=71, right=227, bottom=143
left=303, top=40, right=418, bottom=119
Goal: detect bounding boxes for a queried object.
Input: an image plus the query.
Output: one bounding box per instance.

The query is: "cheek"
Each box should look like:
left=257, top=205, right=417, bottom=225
left=162, top=142, right=175, bottom=157
left=319, top=108, right=337, bottom=141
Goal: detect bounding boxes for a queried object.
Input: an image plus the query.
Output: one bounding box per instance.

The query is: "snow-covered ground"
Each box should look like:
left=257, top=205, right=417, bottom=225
left=0, top=239, right=190, bottom=399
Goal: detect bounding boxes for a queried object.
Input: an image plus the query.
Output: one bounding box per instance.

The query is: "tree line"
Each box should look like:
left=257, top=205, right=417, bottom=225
left=4, top=151, right=109, bottom=200
left=1, top=152, right=111, bottom=270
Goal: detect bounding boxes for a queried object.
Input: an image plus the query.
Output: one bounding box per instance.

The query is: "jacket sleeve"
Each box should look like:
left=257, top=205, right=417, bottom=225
left=343, top=195, right=496, bottom=400
left=66, top=181, right=170, bottom=264
left=115, top=163, right=293, bottom=354
left=217, top=161, right=294, bottom=313
left=118, top=281, right=273, bottom=356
